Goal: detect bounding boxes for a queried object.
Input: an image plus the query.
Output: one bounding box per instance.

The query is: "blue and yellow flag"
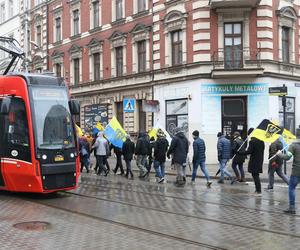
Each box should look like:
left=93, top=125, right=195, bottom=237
left=92, top=121, right=105, bottom=136
left=104, top=116, right=127, bottom=148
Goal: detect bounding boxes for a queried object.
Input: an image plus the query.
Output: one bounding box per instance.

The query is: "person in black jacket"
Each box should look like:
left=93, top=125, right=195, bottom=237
left=231, top=131, right=247, bottom=182
left=153, top=129, right=169, bottom=183
left=135, top=132, right=150, bottom=178
left=244, top=128, right=265, bottom=196
left=79, top=136, right=90, bottom=173
left=167, top=128, right=189, bottom=187
left=113, top=145, right=124, bottom=175
left=122, top=134, right=135, bottom=179
left=266, top=137, right=289, bottom=191
left=146, top=136, right=155, bottom=174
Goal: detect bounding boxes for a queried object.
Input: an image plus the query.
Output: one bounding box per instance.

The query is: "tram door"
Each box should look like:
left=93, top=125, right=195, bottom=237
left=0, top=100, right=5, bottom=187
left=222, top=96, right=247, bottom=139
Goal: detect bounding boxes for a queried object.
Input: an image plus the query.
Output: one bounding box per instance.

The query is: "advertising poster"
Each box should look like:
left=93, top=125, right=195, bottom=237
left=84, top=104, right=108, bottom=131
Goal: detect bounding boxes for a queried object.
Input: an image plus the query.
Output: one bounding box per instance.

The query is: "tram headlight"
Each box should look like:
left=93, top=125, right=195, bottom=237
left=42, top=154, right=47, bottom=160
left=70, top=153, right=75, bottom=158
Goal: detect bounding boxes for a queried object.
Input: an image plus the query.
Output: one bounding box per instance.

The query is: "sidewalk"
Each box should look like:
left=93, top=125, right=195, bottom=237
left=89, top=156, right=292, bottom=183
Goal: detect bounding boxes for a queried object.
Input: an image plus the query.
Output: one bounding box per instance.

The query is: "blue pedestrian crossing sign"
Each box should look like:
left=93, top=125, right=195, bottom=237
left=123, top=98, right=135, bottom=113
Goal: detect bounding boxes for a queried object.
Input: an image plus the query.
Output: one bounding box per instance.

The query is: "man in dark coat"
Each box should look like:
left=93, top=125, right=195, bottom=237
left=79, top=136, right=90, bottom=173
left=153, top=129, right=169, bottom=183
left=191, top=130, right=212, bottom=187
left=244, top=128, right=265, bottom=196
left=135, top=132, right=150, bottom=178
left=266, top=137, right=289, bottom=191
left=217, top=133, right=235, bottom=184
left=113, top=145, right=124, bottom=175
left=122, top=134, right=135, bottom=179
left=167, top=128, right=189, bottom=187
left=231, top=131, right=247, bottom=182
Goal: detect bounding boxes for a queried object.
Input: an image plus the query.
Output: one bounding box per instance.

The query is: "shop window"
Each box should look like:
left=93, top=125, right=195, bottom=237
left=282, top=27, right=290, bottom=63
left=224, top=23, right=243, bottom=69
left=279, top=96, right=295, bottom=134
left=116, top=102, right=124, bottom=126
left=166, top=99, right=188, bottom=136
left=137, top=100, right=146, bottom=132
left=171, top=30, right=182, bottom=66
left=137, top=40, right=146, bottom=73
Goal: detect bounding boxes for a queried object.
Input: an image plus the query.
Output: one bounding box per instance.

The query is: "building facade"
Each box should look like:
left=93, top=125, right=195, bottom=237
left=0, top=0, right=21, bottom=73
left=9, top=0, right=300, bottom=162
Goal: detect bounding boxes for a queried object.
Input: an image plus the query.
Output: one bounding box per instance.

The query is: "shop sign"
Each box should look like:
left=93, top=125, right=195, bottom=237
left=202, top=83, right=268, bottom=95
left=269, top=86, right=288, bottom=96
left=295, top=83, right=300, bottom=87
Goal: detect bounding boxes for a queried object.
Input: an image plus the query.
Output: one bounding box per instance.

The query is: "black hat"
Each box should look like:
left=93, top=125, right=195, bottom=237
left=192, top=130, right=199, bottom=137
left=217, top=132, right=223, bottom=137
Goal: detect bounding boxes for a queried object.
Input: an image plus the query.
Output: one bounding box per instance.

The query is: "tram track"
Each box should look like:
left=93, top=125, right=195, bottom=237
left=78, top=176, right=294, bottom=217
left=22, top=193, right=225, bottom=250
left=64, top=186, right=300, bottom=239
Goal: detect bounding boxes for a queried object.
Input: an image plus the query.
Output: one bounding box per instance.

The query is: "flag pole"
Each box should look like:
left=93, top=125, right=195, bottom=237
left=268, top=144, right=289, bottom=162
left=231, top=133, right=252, bottom=161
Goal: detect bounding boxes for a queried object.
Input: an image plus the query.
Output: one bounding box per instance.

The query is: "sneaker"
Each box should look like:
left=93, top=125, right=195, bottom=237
left=159, top=177, right=165, bottom=183
left=284, top=209, right=296, bottom=215
left=191, top=181, right=196, bottom=185
left=218, top=180, right=224, bottom=184
left=231, top=177, right=236, bottom=185
left=252, top=192, right=262, bottom=197
left=207, top=181, right=212, bottom=188
left=265, top=188, right=274, bottom=192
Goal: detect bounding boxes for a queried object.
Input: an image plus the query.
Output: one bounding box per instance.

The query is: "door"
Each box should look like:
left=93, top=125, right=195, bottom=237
left=222, top=96, right=247, bottom=139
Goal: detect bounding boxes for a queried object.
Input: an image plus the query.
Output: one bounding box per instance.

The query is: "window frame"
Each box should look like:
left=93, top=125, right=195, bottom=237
left=36, top=25, right=42, bottom=47
left=116, top=0, right=123, bottom=20
left=115, top=46, right=123, bottom=77
left=171, top=30, right=183, bottom=66
left=73, top=58, right=80, bottom=85
left=55, top=17, right=62, bottom=42
left=137, top=40, right=146, bottom=73
left=73, top=9, right=80, bottom=36
left=137, top=0, right=146, bottom=13
left=93, top=0, right=100, bottom=28
left=93, top=52, right=100, bottom=81
left=282, top=26, right=290, bottom=63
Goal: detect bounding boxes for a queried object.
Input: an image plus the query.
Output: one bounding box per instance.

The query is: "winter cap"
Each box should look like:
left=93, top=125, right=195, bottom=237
left=233, top=131, right=240, bottom=138
left=157, top=129, right=165, bottom=138
left=217, top=132, right=223, bottom=138
left=192, top=130, right=199, bottom=137
left=97, top=131, right=104, bottom=137
left=173, top=127, right=183, bottom=134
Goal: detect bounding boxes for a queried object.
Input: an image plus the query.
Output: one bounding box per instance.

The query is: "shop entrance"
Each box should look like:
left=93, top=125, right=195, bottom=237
left=221, top=96, right=247, bottom=139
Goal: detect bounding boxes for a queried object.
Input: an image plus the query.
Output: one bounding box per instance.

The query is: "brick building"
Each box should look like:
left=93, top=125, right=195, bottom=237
left=15, top=0, right=300, bottom=162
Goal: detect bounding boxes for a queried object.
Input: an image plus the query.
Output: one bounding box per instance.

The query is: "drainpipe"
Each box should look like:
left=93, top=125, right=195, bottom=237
left=151, top=0, right=154, bottom=127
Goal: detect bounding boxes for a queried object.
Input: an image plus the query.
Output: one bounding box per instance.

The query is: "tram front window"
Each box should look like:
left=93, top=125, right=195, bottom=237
left=30, top=87, right=75, bottom=150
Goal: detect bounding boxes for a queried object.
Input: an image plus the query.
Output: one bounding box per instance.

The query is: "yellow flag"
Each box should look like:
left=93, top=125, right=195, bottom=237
left=282, top=129, right=296, bottom=144
left=96, top=122, right=104, bottom=131
left=75, top=124, right=83, bottom=137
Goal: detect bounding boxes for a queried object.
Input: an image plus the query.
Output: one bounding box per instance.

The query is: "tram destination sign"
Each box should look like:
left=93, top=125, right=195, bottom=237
left=269, top=86, right=288, bottom=96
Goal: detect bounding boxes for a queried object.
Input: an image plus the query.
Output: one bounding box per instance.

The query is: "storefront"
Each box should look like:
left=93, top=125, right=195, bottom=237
left=154, top=77, right=300, bottom=163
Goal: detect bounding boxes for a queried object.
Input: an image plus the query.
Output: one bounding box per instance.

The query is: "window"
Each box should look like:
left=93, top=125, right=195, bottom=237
left=0, top=97, right=31, bottom=162
left=166, top=99, right=188, bottom=136
left=137, top=40, right=146, bottom=72
left=116, top=0, right=123, bottom=20
left=282, top=26, right=290, bottom=63
left=0, top=4, right=5, bottom=23
left=93, top=1, right=100, bottom=28
left=55, top=63, right=62, bottom=77
left=116, top=46, right=123, bottom=76
left=171, top=30, right=182, bottom=66
left=137, top=0, right=146, bottom=13
left=116, top=102, right=124, bottom=126
left=73, top=58, right=80, bottom=85
left=224, top=23, right=243, bottom=69
left=73, top=10, right=79, bottom=35
left=55, top=17, right=61, bottom=42
left=36, top=25, right=42, bottom=47
left=93, top=52, right=100, bottom=81
left=279, top=96, right=295, bottom=134
left=9, top=0, right=13, bottom=17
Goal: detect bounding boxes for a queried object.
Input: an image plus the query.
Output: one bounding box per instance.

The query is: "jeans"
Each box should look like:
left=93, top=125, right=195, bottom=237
left=252, top=173, right=261, bottom=193
left=268, top=163, right=289, bottom=189
left=192, top=160, right=210, bottom=182
left=232, top=161, right=245, bottom=180
left=80, top=155, right=90, bottom=172
left=96, top=155, right=107, bottom=175
left=175, top=162, right=185, bottom=184
left=289, top=175, right=300, bottom=206
left=219, top=159, right=232, bottom=181
left=114, top=154, right=124, bottom=174
left=154, top=160, right=165, bottom=179
left=136, top=155, right=148, bottom=176
left=125, top=160, right=133, bottom=178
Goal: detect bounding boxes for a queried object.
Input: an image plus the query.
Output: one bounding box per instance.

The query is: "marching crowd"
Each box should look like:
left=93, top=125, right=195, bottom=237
left=78, top=127, right=300, bottom=215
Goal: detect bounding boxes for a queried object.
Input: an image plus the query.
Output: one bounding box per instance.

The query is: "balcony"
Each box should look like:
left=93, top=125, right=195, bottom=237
left=209, top=0, right=260, bottom=9
left=211, top=48, right=264, bottom=78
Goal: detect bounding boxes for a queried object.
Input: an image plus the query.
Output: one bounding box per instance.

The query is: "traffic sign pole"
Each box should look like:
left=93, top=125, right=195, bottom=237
left=282, top=85, right=287, bottom=174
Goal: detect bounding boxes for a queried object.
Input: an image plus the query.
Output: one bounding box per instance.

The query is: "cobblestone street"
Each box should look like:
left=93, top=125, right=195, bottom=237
left=1, top=172, right=300, bottom=250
